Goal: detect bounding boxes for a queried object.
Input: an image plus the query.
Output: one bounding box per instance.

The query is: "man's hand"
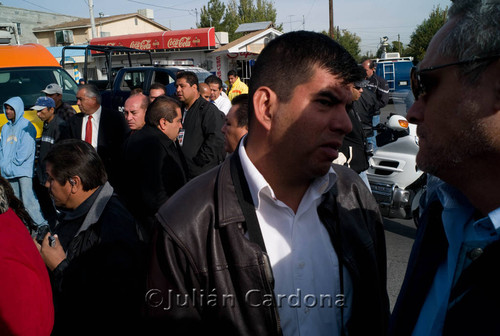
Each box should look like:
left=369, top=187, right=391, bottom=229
left=34, top=233, right=66, bottom=271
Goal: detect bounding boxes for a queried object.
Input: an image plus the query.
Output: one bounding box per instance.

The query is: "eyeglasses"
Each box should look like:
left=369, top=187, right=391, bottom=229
left=410, top=54, right=500, bottom=100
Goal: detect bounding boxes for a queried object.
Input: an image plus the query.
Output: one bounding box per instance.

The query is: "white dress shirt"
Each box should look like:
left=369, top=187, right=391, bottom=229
left=238, top=138, right=352, bottom=336
left=213, top=94, right=232, bottom=115
left=81, top=107, right=101, bottom=149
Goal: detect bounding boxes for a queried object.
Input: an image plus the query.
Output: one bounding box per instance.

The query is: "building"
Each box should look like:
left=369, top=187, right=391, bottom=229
left=33, top=11, right=169, bottom=47
left=0, top=5, right=81, bottom=45
left=208, top=22, right=282, bottom=83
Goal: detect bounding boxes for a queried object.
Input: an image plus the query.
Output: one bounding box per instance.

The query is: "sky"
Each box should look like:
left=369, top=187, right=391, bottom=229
left=5, top=0, right=451, bottom=55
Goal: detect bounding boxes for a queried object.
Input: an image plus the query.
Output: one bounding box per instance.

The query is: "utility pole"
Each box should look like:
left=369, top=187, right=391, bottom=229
left=398, top=34, right=401, bottom=54
left=329, top=0, right=334, bottom=39
left=88, top=0, right=97, bottom=39
left=287, top=15, right=295, bottom=32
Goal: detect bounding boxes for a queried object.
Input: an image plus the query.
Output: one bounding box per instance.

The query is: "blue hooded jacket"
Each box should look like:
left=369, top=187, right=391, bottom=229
left=0, top=97, right=37, bottom=179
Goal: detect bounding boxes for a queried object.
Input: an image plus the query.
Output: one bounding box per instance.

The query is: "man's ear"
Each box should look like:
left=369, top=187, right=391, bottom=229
left=69, top=176, right=81, bottom=193
left=252, top=87, right=277, bottom=131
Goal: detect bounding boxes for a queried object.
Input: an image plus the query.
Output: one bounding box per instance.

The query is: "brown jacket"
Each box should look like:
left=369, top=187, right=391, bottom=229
left=145, top=152, right=389, bottom=335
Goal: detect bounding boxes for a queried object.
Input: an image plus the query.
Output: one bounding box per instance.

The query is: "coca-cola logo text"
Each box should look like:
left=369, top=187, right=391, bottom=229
left=167, top=37, right=192, bottom=49
left=130, top=40, right=153, bottom=50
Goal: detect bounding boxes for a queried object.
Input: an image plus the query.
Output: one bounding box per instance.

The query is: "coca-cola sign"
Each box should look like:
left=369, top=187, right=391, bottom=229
left=167, top=37, right=192, bottom=49
left=129, top=39, right=152, bottom=50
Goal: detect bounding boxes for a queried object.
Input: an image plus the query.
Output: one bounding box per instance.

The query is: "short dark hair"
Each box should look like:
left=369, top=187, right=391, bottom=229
left=230, top=93, right=249, bottom=128
left=146, top=95, right=182, bottom=126
left=150, top=82, right=166, bottom=93
left=45, top=139, right=107, bottom=191
left=176, top=71, right=198, bottom=87
left=227, top=70, right=238, bottom=77
left=248, top=31, right=362, bottom=124
left=205, top=75, right=223, bottom=90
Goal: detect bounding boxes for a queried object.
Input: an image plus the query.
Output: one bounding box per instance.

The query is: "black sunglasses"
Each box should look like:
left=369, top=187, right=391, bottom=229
left=410, top=54, right=500, bottom=100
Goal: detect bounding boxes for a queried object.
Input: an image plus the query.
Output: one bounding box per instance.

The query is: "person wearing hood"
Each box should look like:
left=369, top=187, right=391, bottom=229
left=0, top=96, right=47, bottom=229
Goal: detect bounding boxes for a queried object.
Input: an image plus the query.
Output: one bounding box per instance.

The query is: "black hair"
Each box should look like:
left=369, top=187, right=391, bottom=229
left=204, top=75, right=223, bottom=90
left=150, top=82, right=166, bottom=93
left=227, top=70, right=238, bottom=77
left=45, top=139, right=107, bottom=191
left=176, top=71, right=198, bottom=87
left=146, top=95, right=182, bottom=126
left=230, top=93, right=249, bottom=128
left=248, top=31, right=362, bottom=124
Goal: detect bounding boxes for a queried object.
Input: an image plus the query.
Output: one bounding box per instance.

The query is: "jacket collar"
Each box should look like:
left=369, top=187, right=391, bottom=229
left=216, top=152, right=245, bottom=227
left=74, top=181, right=114, bottom=237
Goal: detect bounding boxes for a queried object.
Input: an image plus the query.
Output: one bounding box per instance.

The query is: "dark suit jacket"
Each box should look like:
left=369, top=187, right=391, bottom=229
left=121, top=125, right=187, bottom=238
left=181, top=96, right=225, bottom=179
left=389, top=200, right=500, bottom=336
left=62, top=107, right=129, bottom=188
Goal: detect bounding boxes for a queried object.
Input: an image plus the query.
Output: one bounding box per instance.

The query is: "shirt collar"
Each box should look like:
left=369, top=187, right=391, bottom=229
left=238, top=135, right=337, bottom=210
left=436, top=179, right=500, bottom=238
left=86, top=106, right=102, bottom=123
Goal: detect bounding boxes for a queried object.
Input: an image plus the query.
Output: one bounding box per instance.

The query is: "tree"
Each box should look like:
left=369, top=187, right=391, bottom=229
left=405, top=5, right=448, bottom=62
left=336, top=29, right=361, bottom=61
left=321, top=28, right=362, bottom=62
left=198, top=0, right=281, bottom=42
left=199, top=0, right=226, bottom=32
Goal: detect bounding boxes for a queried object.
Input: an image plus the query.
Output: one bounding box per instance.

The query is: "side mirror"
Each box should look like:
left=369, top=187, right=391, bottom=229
left=387, top=115, right=409, bottom=131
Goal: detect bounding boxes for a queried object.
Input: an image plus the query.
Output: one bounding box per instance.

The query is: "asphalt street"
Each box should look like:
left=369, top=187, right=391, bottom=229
left=378, top=100, right=417, bottom=311
left=383, top=216, right=416, bottom=311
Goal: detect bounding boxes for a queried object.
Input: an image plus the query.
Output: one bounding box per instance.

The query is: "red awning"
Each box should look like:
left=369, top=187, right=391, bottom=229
left=90, top=28, right=216, bottom=51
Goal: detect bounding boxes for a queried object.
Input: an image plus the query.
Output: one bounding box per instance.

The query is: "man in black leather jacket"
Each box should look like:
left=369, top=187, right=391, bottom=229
left=146, top=31, right=389, bottom=336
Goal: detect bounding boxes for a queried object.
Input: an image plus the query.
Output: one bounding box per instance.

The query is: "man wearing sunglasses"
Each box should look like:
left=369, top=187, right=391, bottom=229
left=389, top=0, right=500, bottom=335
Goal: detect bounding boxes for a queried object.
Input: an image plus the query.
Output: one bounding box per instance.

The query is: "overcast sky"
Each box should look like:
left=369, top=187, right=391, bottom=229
left=5, top=0, right=451, bottom=55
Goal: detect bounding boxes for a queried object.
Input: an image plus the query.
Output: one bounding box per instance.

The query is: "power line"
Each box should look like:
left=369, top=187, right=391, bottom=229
left=127, top=0, right=193, bottom=12
left=16, top=0, right=66, bottom=15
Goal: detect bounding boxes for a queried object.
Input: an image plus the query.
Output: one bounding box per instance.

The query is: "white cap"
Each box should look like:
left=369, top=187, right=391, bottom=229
left=41, top=83, right=63, bottom=95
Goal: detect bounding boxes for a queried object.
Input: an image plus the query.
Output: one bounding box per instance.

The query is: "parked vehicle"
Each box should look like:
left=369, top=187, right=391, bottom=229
left=374, top=52, right=414, bottom=103
left=0, top=43, right=79, bottom=137
left=62, top=45, right=212, bottom=112
left=367, top=114, right=426, bottom=223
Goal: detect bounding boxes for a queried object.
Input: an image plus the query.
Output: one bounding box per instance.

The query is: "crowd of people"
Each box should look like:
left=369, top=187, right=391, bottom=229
left=1, top=0, right=499, bottom=334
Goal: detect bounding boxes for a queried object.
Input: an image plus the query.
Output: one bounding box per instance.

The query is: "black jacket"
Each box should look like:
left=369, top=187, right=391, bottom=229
left=36, top=115, right=66, bottom=184
left=180, top=96, right=225, bottom=179
left=366, top=73, right=389, bottom=110
left=353, top=89, right=379, bottom=138
left=146, top=151, right=389, bottom=335
left=121, top=124, right=187, bottom=238
left=62, top=107, right=129, bottom=187
left=51, top=183, right=146, bottom=336
left=389, top=200, right=500, bottom=336
left=339, top=107, right=370, bottom=173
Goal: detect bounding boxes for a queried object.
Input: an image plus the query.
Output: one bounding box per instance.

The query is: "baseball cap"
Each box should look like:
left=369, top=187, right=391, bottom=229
left=32, top=96, right=55, bottom=110
left=354, top=79, right=369, bottom=89
left=41, top=83, right=63, bottom=95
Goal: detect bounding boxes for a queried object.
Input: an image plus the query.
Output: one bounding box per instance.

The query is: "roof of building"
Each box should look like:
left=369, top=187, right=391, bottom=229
left=33, top=13, right=169, bottom=32
left=213, top=27, right=282, bottom=53
left=234, top=21, right=274, bottom=33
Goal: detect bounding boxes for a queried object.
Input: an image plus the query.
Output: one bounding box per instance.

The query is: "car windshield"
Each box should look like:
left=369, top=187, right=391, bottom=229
left=0, top=67, right=79, bottom=107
